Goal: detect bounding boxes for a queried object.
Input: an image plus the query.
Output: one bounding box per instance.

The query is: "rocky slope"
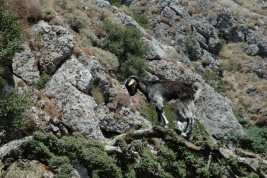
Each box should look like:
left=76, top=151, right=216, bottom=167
left=1, top=0, right=267, bottom=177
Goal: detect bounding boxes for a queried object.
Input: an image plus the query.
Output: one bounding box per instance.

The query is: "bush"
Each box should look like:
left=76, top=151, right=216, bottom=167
left=132, top=12, right=150, bottom=29
left=220, top=59, right=239, bottom=72
left=228, top=126, right=267, bottom=153
left=184, top=32, right=201, bottom=60
left=0, top=4, right=25, bottom=64
left=32, top=72, right=51, bottom=89
left=101, top=22, right=149, bottom=78
left=64, top=9, right=90, bottom=32
left=88, top=46, right=119, bottom=71
left=201, top=71, right=228, bottom=93
left=141, top=104, right=177, bottom=129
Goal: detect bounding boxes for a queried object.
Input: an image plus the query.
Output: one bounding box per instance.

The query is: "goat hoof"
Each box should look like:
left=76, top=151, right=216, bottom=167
left=164, top=125, right=168, bottom=129
left=181, top=132, right=187, bottom=137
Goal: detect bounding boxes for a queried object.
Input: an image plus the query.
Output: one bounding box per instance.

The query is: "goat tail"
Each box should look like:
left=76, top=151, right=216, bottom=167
left=192, top=82, right=204, bottom=102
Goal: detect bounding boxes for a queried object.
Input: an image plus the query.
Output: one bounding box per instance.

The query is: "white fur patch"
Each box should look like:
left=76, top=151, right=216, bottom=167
left=128, top=79, right=136, bottom=86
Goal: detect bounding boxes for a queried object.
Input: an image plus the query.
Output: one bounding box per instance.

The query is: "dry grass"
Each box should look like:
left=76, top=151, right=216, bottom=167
left=116, top=92, right=130, bottom=107
left=218, top=43, right=244, bottom=60
left=39, top=89, right=61, bottom=129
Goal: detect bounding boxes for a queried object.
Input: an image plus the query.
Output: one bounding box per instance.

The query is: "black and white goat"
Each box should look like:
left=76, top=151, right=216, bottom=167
left=125, top=76, right=203, bottom=137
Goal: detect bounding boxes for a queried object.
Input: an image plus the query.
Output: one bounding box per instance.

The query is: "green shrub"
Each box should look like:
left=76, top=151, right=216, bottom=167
left=201, top=71, right=228, bottom=93
left=101, top=21, right=149, bottom=78
left=141, top=104, right=177, bottom=129
left=32, top=72, right=51, bottom=89
left=220, top=59, right=239, bottom=72
left=132, top=12, right=150, bottom=29
left=184, top=32, right=201, bottom=60
left=0, top=89, right=32, bottom=145
left=64, top=9, right=90, bottom=32
left=228, top=126, right=267, bottom=153
left=0, top=4, right=25, bottom=64
left=88, top=46, right=119, bottom=71
left=233, top=106, right=248, bottom=126
left=111, top=2, right=122, bottom=8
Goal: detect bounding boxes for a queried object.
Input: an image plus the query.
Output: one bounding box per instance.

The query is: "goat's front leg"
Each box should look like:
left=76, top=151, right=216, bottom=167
left=155, top=102, right=169, bottom=128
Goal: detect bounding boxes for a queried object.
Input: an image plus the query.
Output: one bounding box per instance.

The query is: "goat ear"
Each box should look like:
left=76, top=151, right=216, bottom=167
left=128, top=79, right=136, bottom=86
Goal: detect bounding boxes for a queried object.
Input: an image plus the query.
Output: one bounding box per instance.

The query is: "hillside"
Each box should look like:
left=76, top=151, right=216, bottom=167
left=0, top=0, right=267, bottom=177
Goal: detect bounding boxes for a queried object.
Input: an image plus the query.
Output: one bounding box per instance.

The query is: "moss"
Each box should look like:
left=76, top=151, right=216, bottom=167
left=91, top=87, right=105, bottom=105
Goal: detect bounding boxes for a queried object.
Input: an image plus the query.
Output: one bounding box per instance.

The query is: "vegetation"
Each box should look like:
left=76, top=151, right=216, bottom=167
left=32, top=72, right=51, bottom=89
left=3, top=132, right=121, bottom=177
left=101, top=21, right=149, bottom=78
left=184, top=32, right=201, bottom=60
left=201, top=71, right=228, bottom=93
left=141, top=104, right=180, bottom=129
left=132, top=12, right=150, bottom=29
left=3, top=127, right=262, bottom=177
left=0, top=89, right=32, bottom=146
left=0, top=3, right=33, bottom=146
left=0, top=4, right=25, bottom=64
left=88, top=46, right=119, bottom=71
left=228, top=126, right=267, bottom=154
left=91, top=87, right=105, bottom=105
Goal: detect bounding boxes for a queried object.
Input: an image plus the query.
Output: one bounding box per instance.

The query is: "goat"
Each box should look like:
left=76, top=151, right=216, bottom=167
left=125, top=76, right=203, bottom=137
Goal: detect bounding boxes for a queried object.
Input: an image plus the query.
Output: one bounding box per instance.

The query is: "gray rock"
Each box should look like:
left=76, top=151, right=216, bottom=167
left=97, top=105, right=152, bottom=133
left=32, top=21, right=75, bottom=74
left=45, top=56, right=105, bottom=140
left=197, top=0, right=214, bottom=11
left=12, top=43, right=40, bottom=84
left=244, top=44, right=259, bottom=56
left=73, top=163, right=89, bottom=178
left=147, top=60, right=244, bottom=139
left=92, top=0, right=111, bottom=9
left=115, top=12, right=146, bottom=34
left=214, top=8, right=236, bottom=33
left=0, top=136, right=33, bottom=159
left=78, top=53, right=110, bottom=101
left=232, top=24, right=248, bottom=43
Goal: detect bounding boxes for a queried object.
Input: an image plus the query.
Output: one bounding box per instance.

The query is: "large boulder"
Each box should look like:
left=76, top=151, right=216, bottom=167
left=45, top=56, right=104, bottom=140
left=12, top=42, right=40, bottom=84
left=147, top=60, right=244, bottom=139
left=32, top=20, right=75, bottom=74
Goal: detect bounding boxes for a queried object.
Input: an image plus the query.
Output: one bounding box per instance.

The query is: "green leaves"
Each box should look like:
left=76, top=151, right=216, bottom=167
left=101, top=22, right=148, bottom=78
left=0, top=4, right=25, bottom=64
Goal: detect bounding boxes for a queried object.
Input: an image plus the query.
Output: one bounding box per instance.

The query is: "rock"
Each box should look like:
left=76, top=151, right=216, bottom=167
left=147, top=60, right=244, bottom=139
left=0, top=136, right=33, bottom=159
left=92, top=0, right=111, bottom=9
left=73, top=162, right=89, bottom=178
left=12, top=42, right=40, bottom=84
left=196, top=0, right=214, bottom=11
left=4, top=160, right=47, bottom=178
left=32, top=21, right=75, bottom=74
left=193, top=16, right=221, bottom=53
left=231, top=24, right=248, bottom=42
left=214, top=8, right=236, bottom=33
left=97, top=104, right=152, bottom=134
left=244, top=44, right=259, bottom=56
left=45, top=56, right=104, bottom=140
left=246, top=30, right=267, bottom=56
left=78, top=53, right=110, bottom=101
left=115, top=12, right=146, bottom=34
